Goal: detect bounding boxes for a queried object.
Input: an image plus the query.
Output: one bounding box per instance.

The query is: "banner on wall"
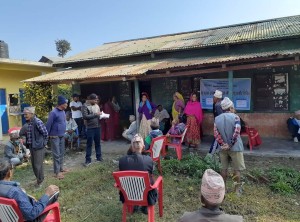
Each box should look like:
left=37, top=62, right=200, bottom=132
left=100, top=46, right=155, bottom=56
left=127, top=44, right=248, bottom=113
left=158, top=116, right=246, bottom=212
left=200, top=78, right=251, bottom=110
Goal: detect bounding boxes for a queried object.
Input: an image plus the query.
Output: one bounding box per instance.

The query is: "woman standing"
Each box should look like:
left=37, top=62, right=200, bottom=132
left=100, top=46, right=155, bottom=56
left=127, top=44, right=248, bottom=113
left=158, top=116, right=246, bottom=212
left=184, top=93, right=203, bottom=148
left=172, top=92, right=185, bottom=121
left=102, top=98, right=115, bottom=141
left=138, top=92, right=156, bottom=139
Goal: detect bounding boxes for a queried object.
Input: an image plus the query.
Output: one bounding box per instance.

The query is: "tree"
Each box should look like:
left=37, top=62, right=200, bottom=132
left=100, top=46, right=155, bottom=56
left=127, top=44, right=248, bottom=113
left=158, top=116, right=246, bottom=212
left=55, top=39, right=71, bottom=58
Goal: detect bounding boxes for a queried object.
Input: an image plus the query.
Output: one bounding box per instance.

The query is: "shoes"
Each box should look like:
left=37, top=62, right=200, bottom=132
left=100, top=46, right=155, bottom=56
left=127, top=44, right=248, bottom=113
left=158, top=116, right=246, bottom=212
left=60, top=169, right=70, bottom=173
left=96, top=158, right=103, bottom=162
left=141, top=206, right=148, bottom=215
left=84, top=162, right=91, bottom=167
left=294, top=137, right=299, bottom=143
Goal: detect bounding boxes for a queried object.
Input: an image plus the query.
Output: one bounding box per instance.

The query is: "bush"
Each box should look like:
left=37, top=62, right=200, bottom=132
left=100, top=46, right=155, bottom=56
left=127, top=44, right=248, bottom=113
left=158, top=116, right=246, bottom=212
left=162, top=154, right=221, bottom=178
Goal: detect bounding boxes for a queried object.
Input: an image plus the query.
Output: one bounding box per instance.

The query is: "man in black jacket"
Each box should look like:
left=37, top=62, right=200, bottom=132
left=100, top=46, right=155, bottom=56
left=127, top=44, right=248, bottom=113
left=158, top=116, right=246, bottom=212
left=82, top=94, right=102, bottom=166
left=118, top=134, right=157, bottom=214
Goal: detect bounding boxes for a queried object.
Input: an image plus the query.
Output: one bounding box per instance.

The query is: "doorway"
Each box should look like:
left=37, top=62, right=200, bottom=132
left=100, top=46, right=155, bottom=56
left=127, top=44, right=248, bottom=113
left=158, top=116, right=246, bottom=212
left=0, top=89, right=9, bottom=134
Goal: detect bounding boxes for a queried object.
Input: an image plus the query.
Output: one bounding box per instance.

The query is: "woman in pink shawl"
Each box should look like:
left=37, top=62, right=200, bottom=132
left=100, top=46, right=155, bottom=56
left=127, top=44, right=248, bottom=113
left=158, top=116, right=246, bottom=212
left=184, top=93, right=203, bottom=148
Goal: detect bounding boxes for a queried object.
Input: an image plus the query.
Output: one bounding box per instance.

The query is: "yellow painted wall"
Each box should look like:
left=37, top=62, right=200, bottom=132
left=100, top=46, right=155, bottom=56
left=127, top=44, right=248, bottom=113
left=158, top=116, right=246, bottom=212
left=0, top=68, right=53, bottom=130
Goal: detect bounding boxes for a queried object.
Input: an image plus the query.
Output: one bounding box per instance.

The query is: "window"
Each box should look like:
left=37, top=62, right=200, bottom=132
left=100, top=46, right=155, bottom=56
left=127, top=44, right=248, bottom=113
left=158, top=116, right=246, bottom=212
left=254, top=73, right=288, bottom=111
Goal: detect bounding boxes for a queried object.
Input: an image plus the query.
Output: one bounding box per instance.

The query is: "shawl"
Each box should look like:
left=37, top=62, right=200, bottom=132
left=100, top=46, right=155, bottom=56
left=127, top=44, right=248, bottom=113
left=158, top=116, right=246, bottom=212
left=184, top=95, right=203, bottom=123
left=172, top=92, right=185, bottom=119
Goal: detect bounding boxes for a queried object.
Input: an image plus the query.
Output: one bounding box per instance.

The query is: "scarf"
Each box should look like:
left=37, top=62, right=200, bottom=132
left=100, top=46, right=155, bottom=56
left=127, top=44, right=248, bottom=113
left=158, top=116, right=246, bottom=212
left=172, top=92, right=185, bottom=119
left=139, top=99, right=152, bottom=112
left=184, top=95, right=203, bottom=124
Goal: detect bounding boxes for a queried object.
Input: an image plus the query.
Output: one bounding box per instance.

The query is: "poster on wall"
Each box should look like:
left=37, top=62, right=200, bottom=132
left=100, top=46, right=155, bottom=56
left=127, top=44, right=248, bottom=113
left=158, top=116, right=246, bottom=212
left=200, top=78, right=251, bottom=110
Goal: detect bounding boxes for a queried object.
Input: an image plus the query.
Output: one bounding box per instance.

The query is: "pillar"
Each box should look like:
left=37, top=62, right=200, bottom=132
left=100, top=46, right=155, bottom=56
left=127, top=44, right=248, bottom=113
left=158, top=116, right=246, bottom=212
left=134, top=79, right=140, bottom=132
left=228, top=70, right=233, bottom=99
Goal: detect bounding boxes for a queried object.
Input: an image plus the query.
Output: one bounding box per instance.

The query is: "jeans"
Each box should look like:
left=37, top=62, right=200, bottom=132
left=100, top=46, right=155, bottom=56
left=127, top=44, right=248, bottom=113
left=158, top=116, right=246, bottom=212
left=50, top=137, right=65, bottom=174
left=86, top=127, right=101, bottom=163
left=74, top=118, right=83, bottom=137
left=287, top=118, right=300, bottom=139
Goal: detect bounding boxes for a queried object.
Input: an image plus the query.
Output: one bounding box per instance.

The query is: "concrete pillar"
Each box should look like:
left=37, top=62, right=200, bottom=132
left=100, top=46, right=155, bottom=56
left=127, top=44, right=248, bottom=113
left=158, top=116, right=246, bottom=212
left=0, top=112, right=2, bottom=140
left=134, top=79, right=140, bottom=132
left=228, top=70, right=233, bottom=99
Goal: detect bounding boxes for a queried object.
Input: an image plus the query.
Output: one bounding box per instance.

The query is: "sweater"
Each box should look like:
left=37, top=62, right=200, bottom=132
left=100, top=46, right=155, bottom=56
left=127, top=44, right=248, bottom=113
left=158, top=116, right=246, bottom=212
left=46, top=107, right=66, bottom=137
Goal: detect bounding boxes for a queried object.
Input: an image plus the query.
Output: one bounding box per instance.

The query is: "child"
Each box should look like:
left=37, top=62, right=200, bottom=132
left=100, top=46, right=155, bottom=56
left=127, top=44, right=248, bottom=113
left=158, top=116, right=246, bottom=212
left=144, top=117, right=163, bottom=150
left=166, top=116, right=186, bottom=144
left=5, top=128, right=30, bottom=166
left=64, top=111, right=78, bottom=148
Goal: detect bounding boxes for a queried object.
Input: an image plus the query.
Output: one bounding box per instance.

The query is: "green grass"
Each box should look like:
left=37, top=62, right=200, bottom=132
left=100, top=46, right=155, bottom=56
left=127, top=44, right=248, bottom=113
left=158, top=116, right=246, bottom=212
left=12, top=156, right=300, bottom=222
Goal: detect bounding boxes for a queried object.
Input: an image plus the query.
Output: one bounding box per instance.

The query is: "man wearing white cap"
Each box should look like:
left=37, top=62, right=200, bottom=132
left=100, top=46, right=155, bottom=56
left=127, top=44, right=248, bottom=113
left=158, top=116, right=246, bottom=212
left=20, top=107, right=48, bottom=187
left=208, top=90, right=224, bottom=154
left=122, top=115, right=137, bottom=141
left=179, top=169, right=243, bottom=221
left=287, top=110, right=300, bottom=142
left=214, top=97, right=245, bottom=195
left=118, top=134, right=157, bottom=214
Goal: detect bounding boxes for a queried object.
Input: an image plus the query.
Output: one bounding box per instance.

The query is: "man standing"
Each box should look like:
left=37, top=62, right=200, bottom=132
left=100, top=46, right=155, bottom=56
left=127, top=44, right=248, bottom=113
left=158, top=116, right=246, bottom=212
left=208, top=90, right=224, bottom=154
left=70, top=94, right=83, bottom=137
left=82, top=93, right=102, bottom=166
left=178, top=169, right=243, bottom=222
left=214, top=97, right=245, bottom=195
left=118, top=134, right=157, bottom=214
left=46, top=95, right=68, bottom=179
left=20, top=107, right=48, bottom=186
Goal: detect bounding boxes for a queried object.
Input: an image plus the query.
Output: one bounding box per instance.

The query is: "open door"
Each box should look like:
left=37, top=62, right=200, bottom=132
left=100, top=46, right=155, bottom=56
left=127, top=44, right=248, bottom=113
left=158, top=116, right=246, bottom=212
left=0, top=89, right=9, bottom=134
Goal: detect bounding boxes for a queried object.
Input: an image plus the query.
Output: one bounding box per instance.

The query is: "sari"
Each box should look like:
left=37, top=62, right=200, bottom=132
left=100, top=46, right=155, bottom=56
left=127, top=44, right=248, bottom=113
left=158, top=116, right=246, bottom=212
left=138, top=93, right=156, bottom=139
left=172, top=92, right=185, bottom=121
left=184, top=95, right=203, bottom=146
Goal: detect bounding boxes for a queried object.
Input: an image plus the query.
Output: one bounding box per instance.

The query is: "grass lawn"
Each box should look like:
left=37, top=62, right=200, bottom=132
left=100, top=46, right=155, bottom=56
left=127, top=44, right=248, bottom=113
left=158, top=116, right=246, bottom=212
left=11, top=153, right=300, bottom=222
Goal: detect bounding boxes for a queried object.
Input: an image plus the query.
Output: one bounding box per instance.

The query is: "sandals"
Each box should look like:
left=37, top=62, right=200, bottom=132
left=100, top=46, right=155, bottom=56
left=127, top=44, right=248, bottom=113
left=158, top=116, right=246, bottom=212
left=54, top=173, right=64, bottom=179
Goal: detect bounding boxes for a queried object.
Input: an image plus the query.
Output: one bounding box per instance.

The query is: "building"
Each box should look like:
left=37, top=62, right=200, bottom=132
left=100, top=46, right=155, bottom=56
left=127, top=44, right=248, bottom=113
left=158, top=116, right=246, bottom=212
left=24, top=15, right=300, bottom=139
left=0, top=58, right=55, bottom=135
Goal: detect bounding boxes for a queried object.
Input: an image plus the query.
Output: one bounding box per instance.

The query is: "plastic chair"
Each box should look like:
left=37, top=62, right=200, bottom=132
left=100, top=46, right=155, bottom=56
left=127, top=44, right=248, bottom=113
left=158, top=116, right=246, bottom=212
left=0, top=197, right=61, bottom=222
left=112, top=171, right=163, bottom=222
left=241, top=126, right=262, bottom=151
left=164, top=125, right=189, bottom=160
left=145, top=136, right=166, bottom=175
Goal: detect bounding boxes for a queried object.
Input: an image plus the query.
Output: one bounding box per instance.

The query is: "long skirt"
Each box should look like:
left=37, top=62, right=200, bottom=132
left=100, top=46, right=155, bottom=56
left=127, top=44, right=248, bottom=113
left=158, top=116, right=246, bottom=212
left=186, top=115, right=201, bottom=146
left=139, top=114, right=152, bottom=139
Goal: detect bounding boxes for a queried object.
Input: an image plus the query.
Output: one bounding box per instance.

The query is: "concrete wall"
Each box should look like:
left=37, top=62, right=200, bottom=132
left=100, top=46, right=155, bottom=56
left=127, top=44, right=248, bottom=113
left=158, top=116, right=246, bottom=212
left=202, top=112, right=292, bottom=139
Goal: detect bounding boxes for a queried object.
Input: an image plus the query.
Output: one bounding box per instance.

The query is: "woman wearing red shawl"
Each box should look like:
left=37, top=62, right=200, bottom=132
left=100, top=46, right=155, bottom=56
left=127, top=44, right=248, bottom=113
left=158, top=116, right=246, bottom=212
left=184, top=93, right=203, bottom=147
left=102, top=97, right=115, bottom=141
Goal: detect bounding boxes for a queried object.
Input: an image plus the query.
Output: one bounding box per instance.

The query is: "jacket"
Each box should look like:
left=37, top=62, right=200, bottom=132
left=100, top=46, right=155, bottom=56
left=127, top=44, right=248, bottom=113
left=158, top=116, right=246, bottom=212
left=82, top=104, right=101, bottom=129
left=46, top=107, right=67, bottom=137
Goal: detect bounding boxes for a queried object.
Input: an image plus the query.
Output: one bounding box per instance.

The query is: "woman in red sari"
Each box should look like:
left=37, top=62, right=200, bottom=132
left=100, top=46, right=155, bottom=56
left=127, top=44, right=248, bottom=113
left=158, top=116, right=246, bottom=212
left=102, top=98, right=116, bottom=141
left=184, top=93, right=203, bottom=148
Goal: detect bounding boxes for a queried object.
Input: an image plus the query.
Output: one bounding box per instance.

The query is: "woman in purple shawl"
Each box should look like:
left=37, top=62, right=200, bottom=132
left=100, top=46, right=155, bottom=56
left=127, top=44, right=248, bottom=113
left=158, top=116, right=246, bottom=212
left=138, top=92, right=156, bottom=139
left=184, top=93, right=203, bottom=148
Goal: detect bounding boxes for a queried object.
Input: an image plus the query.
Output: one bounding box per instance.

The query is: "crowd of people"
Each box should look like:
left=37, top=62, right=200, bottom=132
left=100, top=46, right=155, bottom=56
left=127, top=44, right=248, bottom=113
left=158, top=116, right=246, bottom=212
left=1, top=90, right=248, bottom=221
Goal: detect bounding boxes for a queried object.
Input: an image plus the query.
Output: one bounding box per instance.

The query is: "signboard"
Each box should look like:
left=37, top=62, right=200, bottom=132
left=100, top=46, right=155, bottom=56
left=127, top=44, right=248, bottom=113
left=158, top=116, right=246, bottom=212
left=200, top=78, right=251, bottom=110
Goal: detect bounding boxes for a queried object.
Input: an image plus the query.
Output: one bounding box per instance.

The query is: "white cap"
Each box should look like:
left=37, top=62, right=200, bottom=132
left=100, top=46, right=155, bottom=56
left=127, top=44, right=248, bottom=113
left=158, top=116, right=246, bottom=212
left=214, top=90, right=223, bottom=99
left=221, top=97, right=234, bottom=110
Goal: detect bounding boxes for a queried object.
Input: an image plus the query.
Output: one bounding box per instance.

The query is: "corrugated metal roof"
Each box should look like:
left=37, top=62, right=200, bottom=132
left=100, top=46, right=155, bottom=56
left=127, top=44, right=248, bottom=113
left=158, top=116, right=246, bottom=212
left=0, top=58, right=53, bottom=67
left=56, top=15, right=300, bottom=64
left=24, top=47, right=300, bottom=83
left=23, top=61, right=163, bottom=82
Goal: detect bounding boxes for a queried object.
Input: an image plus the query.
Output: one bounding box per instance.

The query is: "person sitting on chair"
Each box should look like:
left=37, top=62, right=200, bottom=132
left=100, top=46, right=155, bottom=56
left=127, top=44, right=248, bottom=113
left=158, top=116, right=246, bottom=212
left=144, top=117, right=163, bottom=151
left=64, top=111, right=78, bottom=148
left=122, top=115, right=137, bottom=142
left=287, top=110, right=300, bottom=143
left=118, top=134, right=157, bottom=215
left=4, top=129, right=30, bottom=166
left=178, top=169, right=243, bottom=222
left=0, top=158, right=60, bottom=222
left=166, top=115, right=186, bottom=144
left=154, top=104, right=170, bottom=133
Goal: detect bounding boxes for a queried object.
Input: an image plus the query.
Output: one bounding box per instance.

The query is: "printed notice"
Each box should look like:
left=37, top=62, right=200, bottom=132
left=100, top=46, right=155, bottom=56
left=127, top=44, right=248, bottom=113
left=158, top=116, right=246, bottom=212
left=236, top=100, right=247, bottom=108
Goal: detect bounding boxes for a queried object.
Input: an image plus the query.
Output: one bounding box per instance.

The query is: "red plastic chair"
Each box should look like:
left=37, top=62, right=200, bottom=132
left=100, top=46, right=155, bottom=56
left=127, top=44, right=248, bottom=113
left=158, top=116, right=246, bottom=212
left=164, top=125, right=189, bottom=160
left=0, top=197, right=61, bottom=222
left=112, top=171, right=163, bottom=222
left=241, top=126, right=262, bottom=151
left=145, top=136, right=166, bottom=175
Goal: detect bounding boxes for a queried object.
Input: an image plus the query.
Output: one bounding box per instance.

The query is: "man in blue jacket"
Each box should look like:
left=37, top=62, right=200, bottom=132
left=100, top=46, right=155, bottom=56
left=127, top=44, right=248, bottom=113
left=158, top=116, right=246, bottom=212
left=0, top=158, right=59, bottom=221
left=46, top=95, right=68, bottom=179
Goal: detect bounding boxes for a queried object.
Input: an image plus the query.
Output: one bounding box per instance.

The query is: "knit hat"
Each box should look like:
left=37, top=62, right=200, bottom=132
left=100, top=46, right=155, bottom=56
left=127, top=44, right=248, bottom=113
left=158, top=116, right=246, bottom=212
left=214, top=90, right=223, bottom=99
left=72, top=93, right=79, bottom=98
left=131, top=134, right=144, bottom=148
left=221, top=97, right=234, bottom=110
left=23, top=107, right=35, bottom=114
left=129, top=115, right=135, bottom=121
left=88, top=93, right=98, bottom=100
left=201, top=169, right=225, bottom=205
left=8, top=127, right=21, bottom=139
left=150, top=117, right=159, bottom=128
left=58, top=95, right=68, bottom=105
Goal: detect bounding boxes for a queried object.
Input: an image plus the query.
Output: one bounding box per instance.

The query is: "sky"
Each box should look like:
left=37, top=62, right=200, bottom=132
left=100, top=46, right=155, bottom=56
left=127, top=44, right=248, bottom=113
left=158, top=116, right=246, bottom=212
left=1, top=0, right=300, bottom=61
